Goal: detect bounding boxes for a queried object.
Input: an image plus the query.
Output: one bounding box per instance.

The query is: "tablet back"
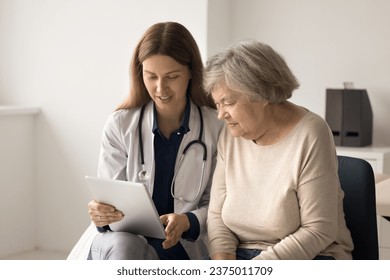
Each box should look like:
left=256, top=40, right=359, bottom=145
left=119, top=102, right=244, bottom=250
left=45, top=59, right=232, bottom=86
left=85, top=176, right=166, bottom=239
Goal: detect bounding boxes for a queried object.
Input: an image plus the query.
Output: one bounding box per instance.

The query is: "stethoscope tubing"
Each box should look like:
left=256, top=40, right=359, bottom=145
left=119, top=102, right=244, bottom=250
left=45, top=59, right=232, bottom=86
left=137, top=104, right=207, bottom=202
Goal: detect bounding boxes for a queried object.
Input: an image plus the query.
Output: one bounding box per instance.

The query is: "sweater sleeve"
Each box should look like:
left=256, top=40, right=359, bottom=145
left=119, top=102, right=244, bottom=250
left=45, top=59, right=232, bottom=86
left=254, top=173, right=340, bottom=260
left=207, top=129, right=239, bottom=257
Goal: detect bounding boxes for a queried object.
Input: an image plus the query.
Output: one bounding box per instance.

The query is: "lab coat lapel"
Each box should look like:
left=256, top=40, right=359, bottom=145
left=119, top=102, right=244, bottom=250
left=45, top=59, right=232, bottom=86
left=141, top=102, right=155, bottom=194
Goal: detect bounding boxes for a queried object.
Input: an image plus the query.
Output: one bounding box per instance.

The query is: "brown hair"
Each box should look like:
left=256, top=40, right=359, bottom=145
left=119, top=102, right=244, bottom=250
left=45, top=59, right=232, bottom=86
left=117, top=22, right=215, bottom=110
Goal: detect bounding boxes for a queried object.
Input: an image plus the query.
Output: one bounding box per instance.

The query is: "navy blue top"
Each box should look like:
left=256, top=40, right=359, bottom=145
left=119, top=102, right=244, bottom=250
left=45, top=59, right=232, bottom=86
left=147, top=99, right=200, bottom=260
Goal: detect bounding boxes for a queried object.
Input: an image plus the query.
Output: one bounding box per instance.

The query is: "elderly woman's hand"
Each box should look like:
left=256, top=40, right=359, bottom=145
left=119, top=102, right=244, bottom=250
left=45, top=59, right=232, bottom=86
left=160, top=213, right=190, bottom=249
left=88, top=200, right=124, bottom=227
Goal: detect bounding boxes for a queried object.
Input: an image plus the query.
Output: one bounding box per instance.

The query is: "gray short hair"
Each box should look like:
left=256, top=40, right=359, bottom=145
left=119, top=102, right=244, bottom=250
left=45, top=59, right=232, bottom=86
left=203, top=40, right=300, bottom=103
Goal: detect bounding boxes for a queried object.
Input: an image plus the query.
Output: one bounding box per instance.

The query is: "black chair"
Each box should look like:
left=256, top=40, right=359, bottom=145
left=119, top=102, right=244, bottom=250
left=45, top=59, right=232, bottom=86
left=337, top=155, right=379, bottom=260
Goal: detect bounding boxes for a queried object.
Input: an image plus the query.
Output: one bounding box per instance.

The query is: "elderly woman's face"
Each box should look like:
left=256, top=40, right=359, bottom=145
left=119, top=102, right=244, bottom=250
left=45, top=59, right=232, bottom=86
left=212, top=84, right=267, bottom=140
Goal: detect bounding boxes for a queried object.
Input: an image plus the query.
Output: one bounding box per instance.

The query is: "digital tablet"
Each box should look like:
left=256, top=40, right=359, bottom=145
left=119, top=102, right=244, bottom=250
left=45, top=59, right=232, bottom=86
left=85, top=176, right=166, bottom=239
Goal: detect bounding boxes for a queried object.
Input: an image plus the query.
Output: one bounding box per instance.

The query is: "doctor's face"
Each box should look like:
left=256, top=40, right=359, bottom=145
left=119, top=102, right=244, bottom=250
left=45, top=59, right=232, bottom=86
left=142, top=55, right=191, bottom=113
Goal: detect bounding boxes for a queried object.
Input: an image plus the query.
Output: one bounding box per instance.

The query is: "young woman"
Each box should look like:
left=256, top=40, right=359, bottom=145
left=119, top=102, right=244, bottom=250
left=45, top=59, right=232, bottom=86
left=68, top=22, right=223, bottom=260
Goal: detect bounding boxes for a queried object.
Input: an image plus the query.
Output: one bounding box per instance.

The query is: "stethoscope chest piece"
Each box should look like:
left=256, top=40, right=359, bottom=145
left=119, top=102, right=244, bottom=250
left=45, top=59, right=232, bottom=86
left=138, top=169, right=151, bottom=181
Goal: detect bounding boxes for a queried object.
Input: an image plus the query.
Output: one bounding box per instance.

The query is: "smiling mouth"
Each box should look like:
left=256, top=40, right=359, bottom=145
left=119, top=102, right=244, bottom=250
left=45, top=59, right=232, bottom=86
left=158, top=96, right=172, bottom=102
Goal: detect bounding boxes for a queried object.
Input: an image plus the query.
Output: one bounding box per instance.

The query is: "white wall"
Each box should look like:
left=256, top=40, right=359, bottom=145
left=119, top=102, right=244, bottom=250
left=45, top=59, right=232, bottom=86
left=0, top=0, right=209, bottom=254
left=1, top=0, right=390, bottom=256
left=206, top=0, right=231, bottom=59
left=0, top=109, right=38, bottom=257
left=228, top=0, right=390, bottom=146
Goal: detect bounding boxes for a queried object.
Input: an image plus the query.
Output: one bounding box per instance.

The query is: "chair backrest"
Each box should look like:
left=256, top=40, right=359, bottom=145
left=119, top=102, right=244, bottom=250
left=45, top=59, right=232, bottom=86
left=337, top=155, right=379, bottom=260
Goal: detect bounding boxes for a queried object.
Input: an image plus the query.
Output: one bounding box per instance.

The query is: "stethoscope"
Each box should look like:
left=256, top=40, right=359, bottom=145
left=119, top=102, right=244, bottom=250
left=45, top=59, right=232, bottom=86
left=137, top=104, right=207, bottom=202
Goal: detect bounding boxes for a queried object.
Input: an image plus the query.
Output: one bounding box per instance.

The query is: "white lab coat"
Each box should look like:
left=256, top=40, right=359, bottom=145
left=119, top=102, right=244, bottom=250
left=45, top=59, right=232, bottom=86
left=67, top=101, right=223, bottom=259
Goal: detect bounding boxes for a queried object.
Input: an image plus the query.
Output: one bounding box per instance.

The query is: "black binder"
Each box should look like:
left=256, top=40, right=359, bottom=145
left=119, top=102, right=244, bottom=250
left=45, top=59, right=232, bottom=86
left=325, top=89, right=373, bottom=147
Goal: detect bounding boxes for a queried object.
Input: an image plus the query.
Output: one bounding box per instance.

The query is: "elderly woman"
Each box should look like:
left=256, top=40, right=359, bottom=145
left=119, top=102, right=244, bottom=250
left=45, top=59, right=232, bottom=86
left=203, top=40, right=353, bottom=260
